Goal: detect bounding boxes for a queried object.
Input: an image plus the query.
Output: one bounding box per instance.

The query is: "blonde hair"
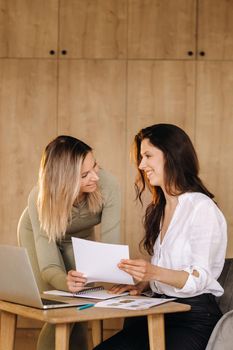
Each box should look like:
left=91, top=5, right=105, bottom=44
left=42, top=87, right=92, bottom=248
left=37, top=135, right=103, bottom=241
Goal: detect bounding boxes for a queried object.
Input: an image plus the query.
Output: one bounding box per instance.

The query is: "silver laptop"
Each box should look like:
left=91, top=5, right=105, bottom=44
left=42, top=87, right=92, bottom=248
left=0, top=245, right=86, bottom=309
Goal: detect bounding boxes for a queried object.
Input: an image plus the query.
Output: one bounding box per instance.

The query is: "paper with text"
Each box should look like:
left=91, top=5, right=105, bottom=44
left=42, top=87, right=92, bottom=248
left=72, top=237, right=134, bottom=285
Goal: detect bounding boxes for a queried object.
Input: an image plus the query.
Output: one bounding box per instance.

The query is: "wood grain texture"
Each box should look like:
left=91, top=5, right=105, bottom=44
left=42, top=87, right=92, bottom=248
left=0, top=59, right=57, bottom=245
left=58, top=60, right=126, bottom=181
left=0, top=311, right=16, bottom=350
left=58, top=60, right=126, bottom=241
left=4, top=322, right=121, bottom=350
left=55, top=323, right=70, bottom=350
left=196, top=62, right=233, bottom=257
left=126, top=60, right=195, bottom=256
left=0, top=0, right=233, bottom=341
left=128, top=0, right=196, bottom=59
left=198, top=0, right=233, bottom=60
left=0, top=300, right=190, bottom=350
left=91, top=320, right=102, bottom=347
left=0, top=299, right=190, bottom=324
left=0, top=0, right=58, bottom=58
left=148, top=314, right=165, bottom=350
left=59, top=0, right=127, bottom=58
left=15, top=328, right=40, bottom=350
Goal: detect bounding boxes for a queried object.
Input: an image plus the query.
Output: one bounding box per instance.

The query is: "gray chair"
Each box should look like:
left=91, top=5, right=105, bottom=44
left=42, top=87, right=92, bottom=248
left=206, top=258, right=233, bottom=350
left=216, top=258, right=233, bottom=314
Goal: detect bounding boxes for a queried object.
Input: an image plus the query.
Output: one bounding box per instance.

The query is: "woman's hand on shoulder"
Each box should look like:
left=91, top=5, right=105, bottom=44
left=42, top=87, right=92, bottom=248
left=66, top=270, right=87, bottom=293
left=108, top=281, right=149, bottom=296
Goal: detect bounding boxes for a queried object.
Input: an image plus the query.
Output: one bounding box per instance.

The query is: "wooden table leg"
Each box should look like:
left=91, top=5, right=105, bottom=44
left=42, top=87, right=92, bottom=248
left=55, top=323, right=70, bottom=350
left=0, top=311, right=17, bottom=350
left=147, top=313, right=165, bottom=350
left=91, top=320, right=103, bottom=347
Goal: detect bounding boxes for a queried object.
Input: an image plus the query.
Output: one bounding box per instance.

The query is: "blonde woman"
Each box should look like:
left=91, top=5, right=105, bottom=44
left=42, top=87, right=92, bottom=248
left=18, top=135, right=121, bottom=350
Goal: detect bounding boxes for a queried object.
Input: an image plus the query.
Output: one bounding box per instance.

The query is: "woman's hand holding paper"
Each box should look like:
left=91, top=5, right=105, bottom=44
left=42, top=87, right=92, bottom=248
left=66, top=269, right=87, bottom=293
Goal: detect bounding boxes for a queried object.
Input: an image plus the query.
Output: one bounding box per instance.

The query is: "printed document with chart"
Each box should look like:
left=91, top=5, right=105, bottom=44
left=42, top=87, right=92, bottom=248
left=72, top=237, right=134, bottom=285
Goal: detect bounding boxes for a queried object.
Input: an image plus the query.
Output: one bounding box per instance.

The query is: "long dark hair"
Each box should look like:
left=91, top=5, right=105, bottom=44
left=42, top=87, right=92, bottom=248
left=133, top=124, right=214, bottom=255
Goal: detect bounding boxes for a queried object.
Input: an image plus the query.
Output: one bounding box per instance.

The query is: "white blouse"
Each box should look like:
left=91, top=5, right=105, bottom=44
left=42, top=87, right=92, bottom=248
left=150, top=192, right=227, bottom=298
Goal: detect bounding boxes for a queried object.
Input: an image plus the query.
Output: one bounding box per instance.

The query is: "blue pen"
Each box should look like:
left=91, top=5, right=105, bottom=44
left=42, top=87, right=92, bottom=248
left=78, top=303, right=94, bottom=310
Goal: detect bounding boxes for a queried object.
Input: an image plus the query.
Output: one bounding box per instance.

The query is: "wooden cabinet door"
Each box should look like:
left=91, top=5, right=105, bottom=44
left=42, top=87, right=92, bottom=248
left=59, top=0, right=127, bottom=58
left=128, top=0, right=196, bottom=59
left=0, top=59, right=57, bottom=244
left=196, top=62, right=233, bottom=256
left=58, top=60, right=127, bottom=240
left=126, top=60, right=195, bottom=256
left=198, top=0, right=233, bottom=60
left=58, top=60, right=126, bottom=182
left=0, top=0, right=58, bottom=57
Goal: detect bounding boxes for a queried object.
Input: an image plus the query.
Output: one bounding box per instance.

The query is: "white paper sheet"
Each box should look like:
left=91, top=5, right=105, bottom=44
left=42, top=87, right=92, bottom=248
left=94, top=297, right=176, bottom=310
left=72, top=237, right=134, bottom=285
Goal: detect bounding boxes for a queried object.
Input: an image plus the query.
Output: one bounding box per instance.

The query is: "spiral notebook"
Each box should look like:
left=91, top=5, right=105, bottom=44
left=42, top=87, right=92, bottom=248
left=44, top=286, right=129, bottom=300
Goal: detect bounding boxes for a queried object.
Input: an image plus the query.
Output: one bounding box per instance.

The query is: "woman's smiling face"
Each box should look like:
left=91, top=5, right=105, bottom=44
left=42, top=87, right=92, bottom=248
left=139, top=138, right=165, bottom=188
left=79, top=152, right=99, bottom=194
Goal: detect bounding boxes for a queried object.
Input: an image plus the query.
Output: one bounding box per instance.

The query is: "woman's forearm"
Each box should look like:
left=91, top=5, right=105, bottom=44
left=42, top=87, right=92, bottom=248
left=118, top=259, right=193, bottom=290
left=153, top=265, right=190, bottom=289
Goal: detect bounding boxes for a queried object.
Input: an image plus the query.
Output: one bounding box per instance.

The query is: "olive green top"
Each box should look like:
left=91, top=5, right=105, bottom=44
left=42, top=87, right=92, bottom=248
left=19, top=169, right=121, bottom=291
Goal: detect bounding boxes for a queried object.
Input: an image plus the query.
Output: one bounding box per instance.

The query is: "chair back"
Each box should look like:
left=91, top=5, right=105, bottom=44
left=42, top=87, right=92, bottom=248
left=206, top=259, right=233, bottom=349
left=216, top=258, right=233, bottom=314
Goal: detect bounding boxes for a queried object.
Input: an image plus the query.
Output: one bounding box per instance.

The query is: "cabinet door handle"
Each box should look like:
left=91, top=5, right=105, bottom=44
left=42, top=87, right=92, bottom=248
left=61, top=50, right=67, bottom=55
left=187, top=51, right=194, bottom=56
left=199, top=51, right=205, bottom=56
left=49, top=50, right=56, bottom=55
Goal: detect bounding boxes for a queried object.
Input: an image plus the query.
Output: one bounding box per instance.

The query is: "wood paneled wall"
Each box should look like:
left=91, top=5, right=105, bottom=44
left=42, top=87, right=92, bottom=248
left=0, top=1, right=233, bottom=348
left=0, top=0, right=58, bottom=58
left=0, top=0, right=232, bottom=259
left=0, top=59, right=57, bottom=245
left=128, top=0, right=196, bottom=59
left=59, top=0, right=127, bottom=58
left=126, top=60, right=196, bottom=256
left=196, top=62, right=233, bottom=248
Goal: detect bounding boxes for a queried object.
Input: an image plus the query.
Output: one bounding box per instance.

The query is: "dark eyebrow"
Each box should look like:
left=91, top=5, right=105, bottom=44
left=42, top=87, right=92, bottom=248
left=141, top=151, right=149, bottom=156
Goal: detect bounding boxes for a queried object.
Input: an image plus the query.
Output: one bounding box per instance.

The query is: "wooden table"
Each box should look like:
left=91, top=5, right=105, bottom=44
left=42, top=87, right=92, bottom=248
left=0, top=299, right=190, bottom=350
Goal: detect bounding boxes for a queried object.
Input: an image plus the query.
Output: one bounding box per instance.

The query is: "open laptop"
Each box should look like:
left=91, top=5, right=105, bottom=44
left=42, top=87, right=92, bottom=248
left=0, top=245, right=88, bottom=309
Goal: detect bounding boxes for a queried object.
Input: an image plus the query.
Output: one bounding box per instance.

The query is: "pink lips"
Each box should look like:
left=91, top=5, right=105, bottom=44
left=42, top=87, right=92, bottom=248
left=87, top=183, right=97, bottom=187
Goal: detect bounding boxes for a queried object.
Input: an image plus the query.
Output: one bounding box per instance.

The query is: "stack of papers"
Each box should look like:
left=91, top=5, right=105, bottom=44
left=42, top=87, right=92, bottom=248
left=94, top=297, right=176, bottom=310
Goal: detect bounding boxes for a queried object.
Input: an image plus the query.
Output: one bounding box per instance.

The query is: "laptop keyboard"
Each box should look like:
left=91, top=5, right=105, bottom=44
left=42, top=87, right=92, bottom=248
left=41, top=298, right=66, bottom=305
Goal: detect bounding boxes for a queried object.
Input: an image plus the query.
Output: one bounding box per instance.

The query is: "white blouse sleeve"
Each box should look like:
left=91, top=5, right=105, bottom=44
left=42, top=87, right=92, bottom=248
left=175, top=200, right=227, bottom=296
